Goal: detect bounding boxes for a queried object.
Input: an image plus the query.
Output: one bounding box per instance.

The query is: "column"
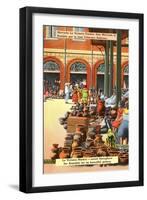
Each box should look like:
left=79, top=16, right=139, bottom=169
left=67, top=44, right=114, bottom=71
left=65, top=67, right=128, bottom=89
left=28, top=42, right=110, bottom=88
left=104, top=40, right=109, bottom=97
left=116, top=30, right=122, bottom=106
left=64, top=27, right=67, bottom=85
left=109, top=41, right=113, bottom=97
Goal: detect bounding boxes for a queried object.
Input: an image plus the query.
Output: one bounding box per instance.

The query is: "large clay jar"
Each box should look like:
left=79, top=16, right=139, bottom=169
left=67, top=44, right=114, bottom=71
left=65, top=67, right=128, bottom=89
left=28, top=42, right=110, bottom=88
left=59, top=147, right=70, bottom=159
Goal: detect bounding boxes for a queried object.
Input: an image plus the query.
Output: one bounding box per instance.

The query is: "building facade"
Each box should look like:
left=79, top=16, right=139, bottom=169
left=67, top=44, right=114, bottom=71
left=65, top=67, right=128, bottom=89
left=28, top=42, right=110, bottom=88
left=43, top=25, right=129, bottom=95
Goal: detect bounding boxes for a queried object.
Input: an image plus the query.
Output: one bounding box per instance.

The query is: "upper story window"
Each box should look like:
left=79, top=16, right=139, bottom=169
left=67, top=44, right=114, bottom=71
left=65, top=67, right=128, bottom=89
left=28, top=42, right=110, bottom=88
left=97, top=64, right=105, bottom=74
left=71, top=62, right=86, bottom=73
left=44, top=61, right=60, bottom=72
left=46, top=26, right=58, bottom=39
left=73, top=27, right=85, bottom=41
left=74, top=27, right=84, bottom=32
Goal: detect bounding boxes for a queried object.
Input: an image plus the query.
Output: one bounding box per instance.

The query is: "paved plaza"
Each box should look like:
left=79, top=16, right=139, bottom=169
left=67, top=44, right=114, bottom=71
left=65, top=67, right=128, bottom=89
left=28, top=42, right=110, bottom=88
left=44, top=99, right=72, bottom=160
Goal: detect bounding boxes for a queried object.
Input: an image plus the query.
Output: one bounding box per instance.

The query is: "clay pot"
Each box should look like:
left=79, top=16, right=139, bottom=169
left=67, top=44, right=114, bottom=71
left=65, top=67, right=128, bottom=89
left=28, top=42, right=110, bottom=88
left=76, top=111, right=83, bottom=117
left=66, top=133, right=73, bottom=139
left=65, top=135, right=72, bottom=140
left=51, top=144, right=59, bottom=153
left=59, top=118, right=65, bottom=125
left=52, top=144, right=59, bottom=148
left=51, top=152, right=59, bottom=160
left=63, top=124, right=67, bottom=129
left=89, top=147, right=97, bottom=156
left=119, top=155, right=128, bottom=164
left=108, top=150, right=119, bottom=156
left=94, top=134, right=103, bottom=145
left=97, top=148, right=108, bottom=156
left=59, top=147, right=70, bottom=159
left=64, top=140, right=73, bottom=147
left=71, top=150, right=83, bottom=158
left=83, top=150, right=94, bottom=157
left=64, top=111, right=70, bottom=119
left=71, top=111, right=77, bottom=116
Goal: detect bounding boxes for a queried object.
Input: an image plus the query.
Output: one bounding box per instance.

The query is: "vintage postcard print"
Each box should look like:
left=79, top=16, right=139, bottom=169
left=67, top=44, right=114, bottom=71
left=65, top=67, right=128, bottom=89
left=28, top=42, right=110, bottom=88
left=43, top=25, right=129, bottom=174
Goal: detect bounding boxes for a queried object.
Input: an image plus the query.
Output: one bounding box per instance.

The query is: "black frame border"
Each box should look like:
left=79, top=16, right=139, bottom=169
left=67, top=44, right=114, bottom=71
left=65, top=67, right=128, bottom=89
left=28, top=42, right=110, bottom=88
left=19, top=6, right=144, bottom=193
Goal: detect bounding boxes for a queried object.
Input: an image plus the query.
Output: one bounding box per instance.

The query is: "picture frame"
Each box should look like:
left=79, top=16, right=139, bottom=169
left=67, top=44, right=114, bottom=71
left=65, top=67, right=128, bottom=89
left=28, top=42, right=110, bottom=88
left=19, top=6, right=144, bottom=193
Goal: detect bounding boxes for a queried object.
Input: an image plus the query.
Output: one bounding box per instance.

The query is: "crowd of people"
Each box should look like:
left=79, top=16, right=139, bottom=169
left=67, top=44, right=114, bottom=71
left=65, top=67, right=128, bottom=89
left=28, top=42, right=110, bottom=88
left=44, top=79, right=129, bottom=145
left=64, top=82, right=129, bottom=145
left=43, top=80, right=62, bottom=99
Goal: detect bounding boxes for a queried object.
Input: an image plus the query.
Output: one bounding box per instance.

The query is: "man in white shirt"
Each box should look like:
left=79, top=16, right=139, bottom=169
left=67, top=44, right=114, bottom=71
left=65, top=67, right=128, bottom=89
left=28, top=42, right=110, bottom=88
left=64, top=83, right=70, bottom=103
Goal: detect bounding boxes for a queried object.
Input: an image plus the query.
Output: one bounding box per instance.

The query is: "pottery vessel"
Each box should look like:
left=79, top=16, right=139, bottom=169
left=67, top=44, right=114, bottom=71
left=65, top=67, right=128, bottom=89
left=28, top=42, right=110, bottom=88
left=59, top=147, right=70, bottom=159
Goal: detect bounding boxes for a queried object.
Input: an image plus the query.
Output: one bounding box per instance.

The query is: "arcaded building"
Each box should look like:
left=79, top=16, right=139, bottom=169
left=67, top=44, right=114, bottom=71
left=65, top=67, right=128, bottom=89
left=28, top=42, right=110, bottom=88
left=43, top=25, right=128, bottom=100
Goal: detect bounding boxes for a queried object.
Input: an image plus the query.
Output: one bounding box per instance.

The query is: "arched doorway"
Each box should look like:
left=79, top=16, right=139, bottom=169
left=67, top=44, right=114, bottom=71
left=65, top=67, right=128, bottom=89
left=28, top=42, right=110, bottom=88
left=67, top=59, right=91, bottom=88
left=123, top=65, right=129, bottom=89
left=96, top=63, right=105, bottom=92
left=43, top=61, right=60, bottom=93
left=70, top=62, right=87, bottom=86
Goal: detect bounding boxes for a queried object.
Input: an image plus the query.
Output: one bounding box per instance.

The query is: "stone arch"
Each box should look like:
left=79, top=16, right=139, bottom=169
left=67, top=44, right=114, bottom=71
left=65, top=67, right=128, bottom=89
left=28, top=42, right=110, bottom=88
left=121, top=61, right=129, bottom=88
left=93, top=60, right=116, bottom=90
left=93, top=60, right=104, bottom=88
left=66, top=58, right=91, bottom=88
left=43, top=56, right=64, bottom=90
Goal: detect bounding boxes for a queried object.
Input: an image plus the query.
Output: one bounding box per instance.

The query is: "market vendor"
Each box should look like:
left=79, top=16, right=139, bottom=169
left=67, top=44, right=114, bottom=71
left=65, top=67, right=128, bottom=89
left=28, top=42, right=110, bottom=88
left=64, top=83, right=70, bottom=103
left=116, top=102, right=129, bottom=144
left=111, top=101, right=124, bottom=132
left=105, top=91, right=116, bottom=108
left=97, top=95, right=105, bottom=116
